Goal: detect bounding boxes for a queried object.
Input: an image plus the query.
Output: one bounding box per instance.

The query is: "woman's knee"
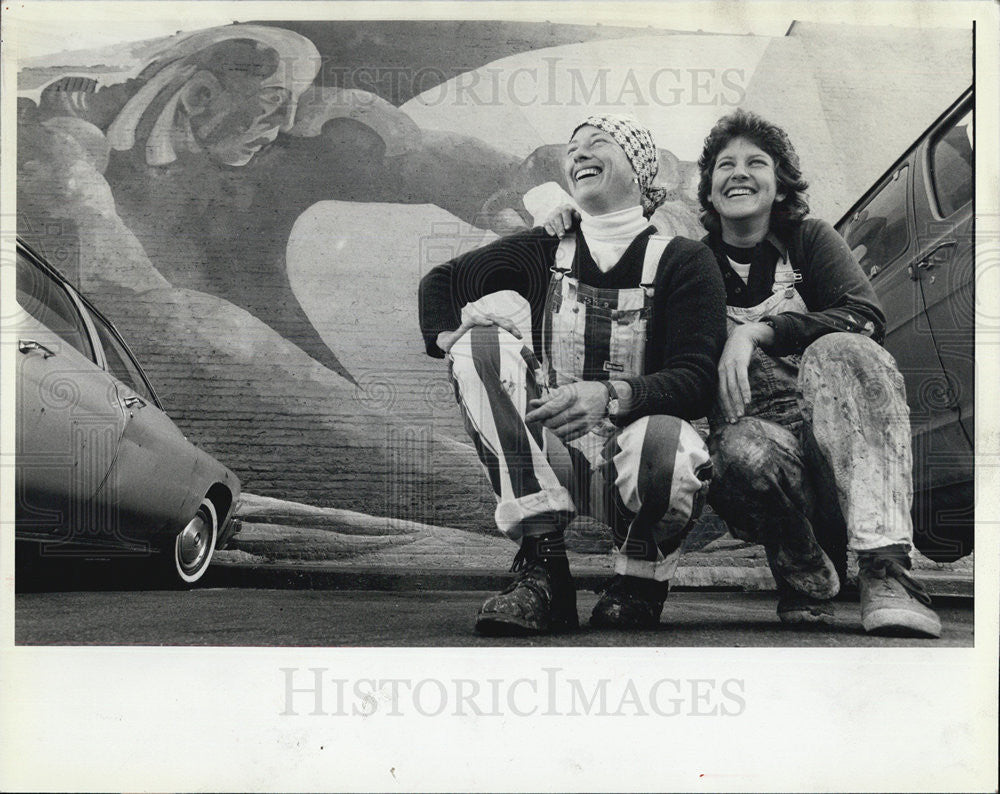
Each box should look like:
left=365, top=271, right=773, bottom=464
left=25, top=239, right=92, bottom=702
left=711, top=417, right=791, bottom=473
left=707, top=418, right=808, bottom=536
left=802, top=332, right=896, bottom=376
left=709, top=417, right=804, bottom=500
left=611, top=416, right=711, bottom=531
left=799, top=332, right=907, bottom=419
left=449, top=324, right=526, bottom=379
left=617, top=416, right=711, bottom=503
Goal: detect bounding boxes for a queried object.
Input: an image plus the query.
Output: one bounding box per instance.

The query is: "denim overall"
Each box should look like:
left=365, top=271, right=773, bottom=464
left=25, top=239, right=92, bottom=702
left=718, top=243, right=807, bottom=430
left=710, top=242, right=844, bottom=552
left=447, top=230, right=711, bottom=578
left=538, top=233, right=709, bottom=576
left=541, top=232, right=668, bottom=424
left=707, top=237, right=914, bottom=559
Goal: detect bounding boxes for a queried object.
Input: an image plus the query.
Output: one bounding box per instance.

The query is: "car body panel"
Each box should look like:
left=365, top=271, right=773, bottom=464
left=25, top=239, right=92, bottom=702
left=15, top=240, right=241, bottom=565
left=835, top=87, right=973, bottom=560
left=93, top=380, right=201, bottom=544
left=97, top=378, right=239, bottom=547
left=840, top=159, right=969, bottom=491
left=912, top=102, right=974, bottom=447
left=15, top=310, right=128, bottom=544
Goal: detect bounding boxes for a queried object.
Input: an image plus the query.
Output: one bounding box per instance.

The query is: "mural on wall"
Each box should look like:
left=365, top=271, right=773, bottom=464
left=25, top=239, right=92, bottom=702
left=22, top=25, right=504, bottom=382
left=16, top=19, right=971, bottom=559
left=19, top=22, right=713, bottom=376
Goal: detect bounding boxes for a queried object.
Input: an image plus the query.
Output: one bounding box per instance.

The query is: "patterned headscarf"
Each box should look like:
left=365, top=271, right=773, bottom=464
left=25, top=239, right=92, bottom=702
left=571, top=114, right=668, bottom=217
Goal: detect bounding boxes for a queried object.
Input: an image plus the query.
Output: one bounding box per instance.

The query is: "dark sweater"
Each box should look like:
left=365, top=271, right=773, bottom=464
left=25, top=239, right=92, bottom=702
left=702, top=218, right=886, bottom=357
left=418, top=226, right=727, bottom=422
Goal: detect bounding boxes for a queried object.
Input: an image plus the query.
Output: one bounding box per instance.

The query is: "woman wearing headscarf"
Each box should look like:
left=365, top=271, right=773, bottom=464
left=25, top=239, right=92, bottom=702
left=419, top=114, right=727, bottom=635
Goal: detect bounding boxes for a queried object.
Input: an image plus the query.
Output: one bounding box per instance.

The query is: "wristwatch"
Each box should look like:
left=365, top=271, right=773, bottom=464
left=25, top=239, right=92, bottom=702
left=602, top=380, right=621, bottom=419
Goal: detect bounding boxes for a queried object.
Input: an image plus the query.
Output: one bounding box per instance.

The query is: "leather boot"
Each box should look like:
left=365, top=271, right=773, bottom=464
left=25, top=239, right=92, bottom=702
left=475, top=532, right=578, bottom=636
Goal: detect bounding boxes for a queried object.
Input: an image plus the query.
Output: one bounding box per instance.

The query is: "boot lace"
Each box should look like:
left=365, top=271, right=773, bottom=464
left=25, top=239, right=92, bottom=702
left=499, top=543, right=552, bottom=598
left=510, top=545, right=536, bottom=574
left=866, top=558, right=933, bottom=607
left=510, top=534, right=565, bottom=573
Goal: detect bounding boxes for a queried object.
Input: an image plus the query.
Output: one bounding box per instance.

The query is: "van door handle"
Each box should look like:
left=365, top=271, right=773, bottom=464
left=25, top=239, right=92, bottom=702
left=122, top=395, right=146, bottom=410
left=18, top=339, right=56, bottom=358
left=909, top=240, right=957, bottom=279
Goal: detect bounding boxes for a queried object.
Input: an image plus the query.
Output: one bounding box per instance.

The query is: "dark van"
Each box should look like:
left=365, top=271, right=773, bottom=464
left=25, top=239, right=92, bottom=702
left=835, top=87, right=973, bottom=562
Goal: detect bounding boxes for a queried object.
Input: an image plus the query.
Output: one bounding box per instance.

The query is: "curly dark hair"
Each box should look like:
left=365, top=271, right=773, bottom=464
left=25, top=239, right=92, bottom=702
left=696, top=109, right=810, bottom=235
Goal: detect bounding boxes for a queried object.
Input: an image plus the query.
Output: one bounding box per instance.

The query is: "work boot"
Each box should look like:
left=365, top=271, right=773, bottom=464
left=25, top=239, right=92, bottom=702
left=858, top=552, right=941, bottom=638
left=590, top=575, right=670, bottom=629
left=769, top=533, right=841, bottom=601
left=765, top=547, right=836, bottom=626
left=475, top=532, right=578, bottom=636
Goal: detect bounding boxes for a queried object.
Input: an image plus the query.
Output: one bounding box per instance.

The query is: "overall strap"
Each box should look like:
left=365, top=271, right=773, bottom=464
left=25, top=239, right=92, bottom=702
left=553, top=235, right=576, bottom=274
left=772, top=245, right=802, bottom=293
left=641, top=235, right=670, bottom=290
left=767, top=231, right=802, bottom=292
left=774, top=246, right=795, bottom=276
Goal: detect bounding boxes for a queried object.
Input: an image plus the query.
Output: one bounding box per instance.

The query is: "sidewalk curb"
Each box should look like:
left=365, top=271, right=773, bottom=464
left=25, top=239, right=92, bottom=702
left=215, top=498, right=973, bottom=600
left=204, top=559, right=973, bottom=600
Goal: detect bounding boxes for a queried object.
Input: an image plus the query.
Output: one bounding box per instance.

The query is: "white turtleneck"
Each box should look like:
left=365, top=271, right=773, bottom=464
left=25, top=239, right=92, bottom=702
left=579, top=205, right=649, bottom=273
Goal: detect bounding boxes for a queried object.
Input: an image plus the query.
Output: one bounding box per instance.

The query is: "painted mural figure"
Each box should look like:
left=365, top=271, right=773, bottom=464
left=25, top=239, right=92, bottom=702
left=21, top=24, right=529, bottom=382
left=21, top=23, right=710, bottom=387
left=419, top=115, right=727, bottom=635
left=21, top=25, right=355, bottom=378
left=42, top=26, right=321, bottom=167
left=544, top=109, right=943, bottom=638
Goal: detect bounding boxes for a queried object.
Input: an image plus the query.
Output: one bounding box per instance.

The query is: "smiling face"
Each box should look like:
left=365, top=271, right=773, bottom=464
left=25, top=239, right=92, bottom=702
left=563, top=125, right=641, bottom=215
left=708, top=136, right=785, bottom=228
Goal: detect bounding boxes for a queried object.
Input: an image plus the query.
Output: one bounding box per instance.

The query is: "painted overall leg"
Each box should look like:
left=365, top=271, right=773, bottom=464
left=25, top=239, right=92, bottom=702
left=798, top=333, right=940, bottom=637
left=708, top=416, right=841, bottom=604
left=590, top=415, right=712, bottom=629
left=447, top=324, right=577, bottom=634
left=774, top=450, right=845, bottom=625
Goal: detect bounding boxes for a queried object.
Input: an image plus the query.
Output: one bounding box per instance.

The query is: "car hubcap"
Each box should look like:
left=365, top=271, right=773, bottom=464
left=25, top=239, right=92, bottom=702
left=177, top=511, right=212, bottom=574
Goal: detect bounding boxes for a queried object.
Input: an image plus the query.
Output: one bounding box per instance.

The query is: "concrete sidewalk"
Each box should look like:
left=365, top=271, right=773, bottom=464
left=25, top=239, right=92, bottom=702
left=213, top=493, right=974, bottom=597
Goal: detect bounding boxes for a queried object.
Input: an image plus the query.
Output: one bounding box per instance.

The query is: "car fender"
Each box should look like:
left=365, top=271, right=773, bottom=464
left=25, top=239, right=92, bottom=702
left=183, top=447, right=241, bottom=545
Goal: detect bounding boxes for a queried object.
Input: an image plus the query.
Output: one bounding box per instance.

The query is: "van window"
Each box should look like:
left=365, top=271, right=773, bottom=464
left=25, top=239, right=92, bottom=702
left=929, top=108, right=973, bottom=217
left=843, top=165, right=910, bottom=277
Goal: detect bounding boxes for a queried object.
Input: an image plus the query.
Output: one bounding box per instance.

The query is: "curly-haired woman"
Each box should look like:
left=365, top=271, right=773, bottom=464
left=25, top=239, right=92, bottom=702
left=694, top=109, right=940, bottom=637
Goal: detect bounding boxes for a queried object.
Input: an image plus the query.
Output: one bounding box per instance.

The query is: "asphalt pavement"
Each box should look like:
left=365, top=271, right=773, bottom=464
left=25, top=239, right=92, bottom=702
left=15, top=575, right=972, bottom=646
left=14, top=501, right=974, bottom=646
